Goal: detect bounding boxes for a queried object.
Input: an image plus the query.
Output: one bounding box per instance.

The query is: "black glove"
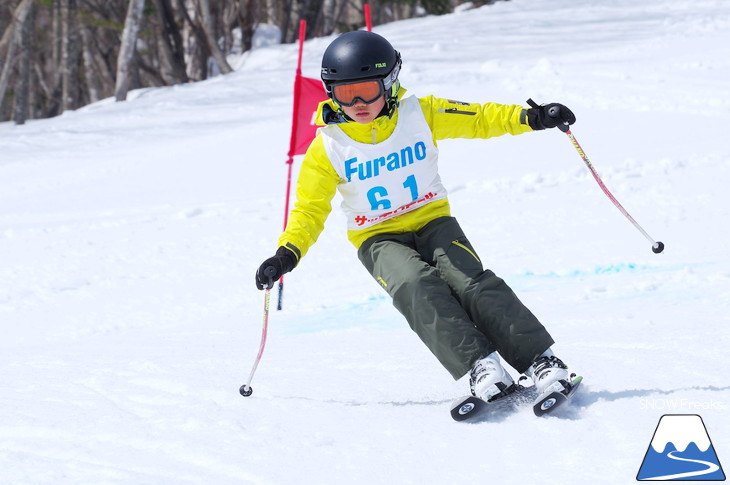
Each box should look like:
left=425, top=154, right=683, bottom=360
left=255, top=246, right=298, bottom=290
left=525, top=98, right=576, bottom=132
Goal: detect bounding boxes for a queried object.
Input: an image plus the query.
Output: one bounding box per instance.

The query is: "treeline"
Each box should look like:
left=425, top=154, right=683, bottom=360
left=0, top=0, right=501, bottom=124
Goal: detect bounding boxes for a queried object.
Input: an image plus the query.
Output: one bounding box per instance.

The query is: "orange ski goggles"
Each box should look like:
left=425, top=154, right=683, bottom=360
left=331, top=80, right=385, bottom=107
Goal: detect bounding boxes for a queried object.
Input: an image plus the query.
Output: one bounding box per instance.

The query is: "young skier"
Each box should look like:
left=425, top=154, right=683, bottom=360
left=255, top=30, right=577, bottom=403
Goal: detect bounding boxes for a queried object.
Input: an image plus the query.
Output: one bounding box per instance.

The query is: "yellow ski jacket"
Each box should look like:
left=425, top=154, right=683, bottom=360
left=277, top=91, right=534, bottom=263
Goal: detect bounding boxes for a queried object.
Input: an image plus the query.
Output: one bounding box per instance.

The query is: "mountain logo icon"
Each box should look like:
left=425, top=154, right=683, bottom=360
left=637, top=414, right=725, bottom=481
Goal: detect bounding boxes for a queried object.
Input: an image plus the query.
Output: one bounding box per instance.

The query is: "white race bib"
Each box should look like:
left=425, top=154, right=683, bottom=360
left=320, top=96, right=447, bottom=229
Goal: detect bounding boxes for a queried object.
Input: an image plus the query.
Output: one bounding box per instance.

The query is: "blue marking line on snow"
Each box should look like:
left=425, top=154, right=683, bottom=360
left=282, top=294, right=396, bottom=335
left=516, top=261, right=715, bottom=280
left=521, top=262, right=647, bottom=278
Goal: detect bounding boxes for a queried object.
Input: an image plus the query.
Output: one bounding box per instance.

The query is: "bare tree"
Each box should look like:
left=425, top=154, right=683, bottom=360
left=154, top=0, right=189, bottom=84
left=80, top=25, right=102, bottom=104
left=51, top=0, right=62, bottom=72
left=115, top=0, right=145, bottom=101
left=60, top=0, right=81, bottom=112
left=321, top=0, right=336, bottom=36
left=13, top=1, right=34, bottom=124
left=236, top=0, right=260, bottom=53
left=198, top=0, right=233, bottom=74
left=264, top=0, right=279, bottom=26
left=0, top=0, right=35, bottom=114
left=179, top=0, right=210, bottom=81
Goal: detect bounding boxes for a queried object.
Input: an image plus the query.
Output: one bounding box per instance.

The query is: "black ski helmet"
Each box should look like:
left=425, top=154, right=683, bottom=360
left=321, top=31, right=402, bottom=113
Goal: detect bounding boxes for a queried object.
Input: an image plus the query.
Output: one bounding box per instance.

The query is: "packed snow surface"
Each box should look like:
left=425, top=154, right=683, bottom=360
left=1, top=0, right=729, bottom=483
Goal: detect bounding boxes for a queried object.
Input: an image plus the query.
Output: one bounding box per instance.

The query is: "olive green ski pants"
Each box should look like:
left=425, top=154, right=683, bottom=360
left=357, top=216, right=554, bottom=380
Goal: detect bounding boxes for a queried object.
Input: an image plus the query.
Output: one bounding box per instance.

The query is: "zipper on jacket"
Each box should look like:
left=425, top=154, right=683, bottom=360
left=372, top=127, right=377, bottom=145
left=452, top=240, right=481, bottom=263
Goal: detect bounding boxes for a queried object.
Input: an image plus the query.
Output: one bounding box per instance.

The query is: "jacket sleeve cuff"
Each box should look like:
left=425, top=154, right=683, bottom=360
left=278, top=243, right=301, bottom=269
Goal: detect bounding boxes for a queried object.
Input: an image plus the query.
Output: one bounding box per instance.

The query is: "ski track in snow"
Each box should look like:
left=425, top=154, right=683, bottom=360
left=1, top=0, right=730, bottom=483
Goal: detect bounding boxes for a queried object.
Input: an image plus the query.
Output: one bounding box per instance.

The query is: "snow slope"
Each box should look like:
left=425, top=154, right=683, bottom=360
left=1, top=0, right=729, bottom=483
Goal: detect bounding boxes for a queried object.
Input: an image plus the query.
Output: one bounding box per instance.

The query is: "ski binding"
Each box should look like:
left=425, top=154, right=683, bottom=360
left=532, top=374, right=583, bottom=417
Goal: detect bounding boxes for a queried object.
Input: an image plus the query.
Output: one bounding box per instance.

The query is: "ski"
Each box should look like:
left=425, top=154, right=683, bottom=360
left=532, top=375, right=583, bottom=417
left=450, top=375, right=583, bottom=421
left=450, top=384, right=537, bottom=422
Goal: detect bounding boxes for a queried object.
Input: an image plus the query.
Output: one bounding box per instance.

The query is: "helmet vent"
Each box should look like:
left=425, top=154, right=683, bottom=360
left=360, top=66, right=371, bottom=72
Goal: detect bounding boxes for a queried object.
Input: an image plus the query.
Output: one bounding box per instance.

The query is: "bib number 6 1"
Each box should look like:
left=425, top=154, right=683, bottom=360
left=367, top=174, right=418, bottom=210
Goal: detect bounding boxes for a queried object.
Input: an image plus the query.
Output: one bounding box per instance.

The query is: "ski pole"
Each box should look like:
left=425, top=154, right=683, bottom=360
left=240, top=267, right=276, bottom=397
left=556, top=121, right=664, bottom=254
